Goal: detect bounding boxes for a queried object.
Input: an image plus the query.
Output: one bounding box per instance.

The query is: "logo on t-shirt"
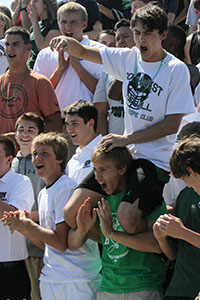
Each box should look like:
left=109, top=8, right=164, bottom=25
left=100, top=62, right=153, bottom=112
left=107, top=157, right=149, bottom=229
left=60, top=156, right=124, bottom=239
left=1, top=84, right=28, bottom=119
left=0, top=192, right=7, bottom=201
left=83, top=160, right=91, bottom=168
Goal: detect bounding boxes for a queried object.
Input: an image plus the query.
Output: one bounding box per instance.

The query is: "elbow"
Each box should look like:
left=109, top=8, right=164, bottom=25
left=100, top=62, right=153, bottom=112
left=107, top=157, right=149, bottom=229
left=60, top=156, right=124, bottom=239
left=63, top=205, right=76, bottom=229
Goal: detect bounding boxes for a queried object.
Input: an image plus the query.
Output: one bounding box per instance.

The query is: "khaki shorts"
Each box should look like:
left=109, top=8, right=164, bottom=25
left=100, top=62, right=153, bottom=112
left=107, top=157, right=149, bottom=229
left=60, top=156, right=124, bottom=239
left=97, top=290, right=164, bottom=300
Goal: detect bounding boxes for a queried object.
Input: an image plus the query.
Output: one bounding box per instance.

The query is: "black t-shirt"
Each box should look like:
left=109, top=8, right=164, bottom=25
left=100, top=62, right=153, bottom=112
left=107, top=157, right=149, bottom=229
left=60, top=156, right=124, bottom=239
left=76, top=0, right=101, bottom=32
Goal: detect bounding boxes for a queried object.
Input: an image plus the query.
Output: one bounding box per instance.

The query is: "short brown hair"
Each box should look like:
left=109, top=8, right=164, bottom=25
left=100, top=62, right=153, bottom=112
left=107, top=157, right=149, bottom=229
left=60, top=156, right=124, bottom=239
left=131, top=5, right=168, bottom=34
left=15, top=112, right=44, bottom=134
left=170, top=136, right=200, bottom=178
left=0, top=135, right=15, bottom=157
left=91, top=145, right=133, bottom=173
left=32, top=132, right=68, bottom=172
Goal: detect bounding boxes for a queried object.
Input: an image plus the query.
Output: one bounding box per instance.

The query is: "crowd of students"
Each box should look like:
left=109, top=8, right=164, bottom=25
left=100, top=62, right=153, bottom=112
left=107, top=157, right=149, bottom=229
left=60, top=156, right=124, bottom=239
left=0, top=1, right=200, bottom=300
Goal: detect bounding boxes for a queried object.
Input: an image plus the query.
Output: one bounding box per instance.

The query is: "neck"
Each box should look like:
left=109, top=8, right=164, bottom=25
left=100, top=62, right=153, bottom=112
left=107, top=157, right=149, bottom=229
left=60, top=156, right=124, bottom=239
left=79, top=132, right=98, bottom=149
left=143, top=48, right=166, bottom=63
left=20, top=148, right=31, bottom=158
left=8, top=64, right=29, bottom=74
left=45, top=171, right=63, bottom=187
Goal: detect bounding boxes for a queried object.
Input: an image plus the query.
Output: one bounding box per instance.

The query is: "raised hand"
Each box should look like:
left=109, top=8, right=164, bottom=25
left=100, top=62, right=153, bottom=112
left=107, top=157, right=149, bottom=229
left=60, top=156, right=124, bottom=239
left=97, top=198, right=113, bottom=238
left=27, top=2, right=39, bottom=25
left=100, top=133, right=128, bottom=152
left=49, top=36, right=69, bottom=52
left=76, top=197, right=97, bottom=234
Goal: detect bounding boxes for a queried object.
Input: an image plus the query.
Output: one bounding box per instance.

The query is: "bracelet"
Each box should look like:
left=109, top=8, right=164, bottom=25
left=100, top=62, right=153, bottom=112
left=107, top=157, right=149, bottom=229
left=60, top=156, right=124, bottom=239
left=20, top=6, right=27, bottom=12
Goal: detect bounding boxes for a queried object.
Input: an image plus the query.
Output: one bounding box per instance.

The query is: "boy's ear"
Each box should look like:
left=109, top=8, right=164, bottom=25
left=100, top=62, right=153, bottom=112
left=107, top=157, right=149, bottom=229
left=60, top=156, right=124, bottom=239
left=88, top=118, right=95, bottom=129
left=160, top=30, right=168, bottom=41
left=119, top=165, right=127, bottom=176
left=82, top=20, right=88, bottom=31
left=7, top=155, right=13, bottom=166
left=27, top=44, right=32, bottom=52
left=186, top=166, right=196, bottom=177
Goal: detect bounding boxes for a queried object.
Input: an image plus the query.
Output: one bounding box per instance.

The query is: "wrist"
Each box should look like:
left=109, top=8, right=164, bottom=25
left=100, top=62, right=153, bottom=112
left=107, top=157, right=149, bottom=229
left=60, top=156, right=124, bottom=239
left=20, top=6, right=27, bottom=12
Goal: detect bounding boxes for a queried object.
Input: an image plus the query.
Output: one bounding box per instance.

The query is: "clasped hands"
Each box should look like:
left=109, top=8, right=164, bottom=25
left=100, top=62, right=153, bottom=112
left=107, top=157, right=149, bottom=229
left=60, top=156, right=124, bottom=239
left=0, top=210, right=29, bottom=234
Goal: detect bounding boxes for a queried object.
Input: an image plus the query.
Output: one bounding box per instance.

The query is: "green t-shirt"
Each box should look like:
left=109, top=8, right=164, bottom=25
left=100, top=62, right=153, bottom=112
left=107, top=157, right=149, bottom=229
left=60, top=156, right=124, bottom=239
left=99, top=189, right=166, bottom=293
left=166, top=187, right=200, bottom=297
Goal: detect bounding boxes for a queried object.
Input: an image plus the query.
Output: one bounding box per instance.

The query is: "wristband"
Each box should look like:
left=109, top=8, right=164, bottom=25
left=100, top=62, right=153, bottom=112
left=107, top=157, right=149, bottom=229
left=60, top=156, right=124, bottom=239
left=20, top=6, right=27, bottom=12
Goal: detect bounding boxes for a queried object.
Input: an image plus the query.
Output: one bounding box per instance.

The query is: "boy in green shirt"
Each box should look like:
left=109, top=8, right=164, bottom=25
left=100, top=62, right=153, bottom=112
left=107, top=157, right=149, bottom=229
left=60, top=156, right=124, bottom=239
left=68, top=145, right=166, bottom=300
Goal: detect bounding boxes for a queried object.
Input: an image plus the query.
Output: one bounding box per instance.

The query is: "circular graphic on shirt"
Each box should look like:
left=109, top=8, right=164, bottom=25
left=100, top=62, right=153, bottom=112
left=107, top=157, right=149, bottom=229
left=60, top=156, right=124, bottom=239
left=103, top=213, right=129, bottom=263
left=127, top=72, right=152, bottom=110
left=0, top=84, right=28, bottom=119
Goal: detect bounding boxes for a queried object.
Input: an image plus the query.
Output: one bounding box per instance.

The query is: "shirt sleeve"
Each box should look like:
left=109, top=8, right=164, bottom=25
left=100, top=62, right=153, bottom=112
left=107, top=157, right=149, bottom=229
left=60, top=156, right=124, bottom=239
left=165, top=61, right=195, bottom=115
left=93, top=72, right=109, bottom=103
left=99, top=46, right=135, bottom=82
left=54, top=186, right=75, bottom=225
left=9, top=176, right=34, bottom=211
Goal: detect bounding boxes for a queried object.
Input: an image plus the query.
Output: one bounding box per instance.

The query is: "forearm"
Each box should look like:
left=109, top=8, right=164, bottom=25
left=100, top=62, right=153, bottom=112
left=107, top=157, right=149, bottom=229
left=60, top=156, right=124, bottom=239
left=108, top=79, right=123, bottom=100
left=73, top=63, right=98, bottom=94
left=0, top=201, right=16, bottom=219
left=66, top=38, right=102, bottom=64
left=178, top=226, right=200, bottom=249
left=23, top=219, right=68, bottom=252
left=175, top=4, right=189, bottom=24
left=26, top=234, right=45, bottom=250
left=32, top=22, right=50, bottom=51
left=85, top=21, right=102, bottom=40
left=98, top=4, right=115, bottom=20
left=168, top=12, right=176, bottom=23
left=157, top=237, right=177, bottom=260
left=68, top=228, right=88, bottom=250
left=12, top=5, right=21, bottom=26
left=96, top=111, right=108, bottom=135
left=125, top=114, right=183, bottom=145
left=108, top=230, right=162, bottom=253
left=50, top=67, right=67, bottom=89
left=21, top=0, right=32, bottom=30
left=21, top=10, right=32, bottom=30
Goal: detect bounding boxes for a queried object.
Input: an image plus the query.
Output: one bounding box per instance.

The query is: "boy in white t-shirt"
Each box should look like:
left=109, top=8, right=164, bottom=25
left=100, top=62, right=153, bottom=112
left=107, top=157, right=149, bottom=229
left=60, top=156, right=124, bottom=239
left=52, top=5, right=194, bottom=235
left=2, top=132, right=101, bottom=300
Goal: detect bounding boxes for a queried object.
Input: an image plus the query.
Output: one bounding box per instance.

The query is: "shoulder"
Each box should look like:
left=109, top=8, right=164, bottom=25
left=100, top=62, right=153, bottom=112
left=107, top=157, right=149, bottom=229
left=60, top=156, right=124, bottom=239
left=36, top=46, right=57, bottom=61
left=29, top=69, right=52, bottom=83
left=55, top=175, right=77, bottom=190
left=8, top=169, right=32, bottom=186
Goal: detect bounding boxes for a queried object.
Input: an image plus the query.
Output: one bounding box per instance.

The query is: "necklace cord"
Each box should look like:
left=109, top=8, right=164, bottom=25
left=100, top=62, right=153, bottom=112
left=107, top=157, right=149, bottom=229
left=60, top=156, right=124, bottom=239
left=135, top=50, right=167, bottom=94
left=1, top=67, right=30, bottom=101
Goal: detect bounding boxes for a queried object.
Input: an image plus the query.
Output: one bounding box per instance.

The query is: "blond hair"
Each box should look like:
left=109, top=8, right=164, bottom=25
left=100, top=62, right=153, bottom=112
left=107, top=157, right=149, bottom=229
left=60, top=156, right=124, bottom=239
left=57, top=2, right=88, bottom=23
left=32, top=132, right=68, bottom=172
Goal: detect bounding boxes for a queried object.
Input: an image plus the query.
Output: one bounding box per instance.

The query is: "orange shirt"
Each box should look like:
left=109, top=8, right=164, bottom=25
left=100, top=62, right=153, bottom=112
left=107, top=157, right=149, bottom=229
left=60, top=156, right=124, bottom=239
left=0, top=69, right=60, bottom=134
